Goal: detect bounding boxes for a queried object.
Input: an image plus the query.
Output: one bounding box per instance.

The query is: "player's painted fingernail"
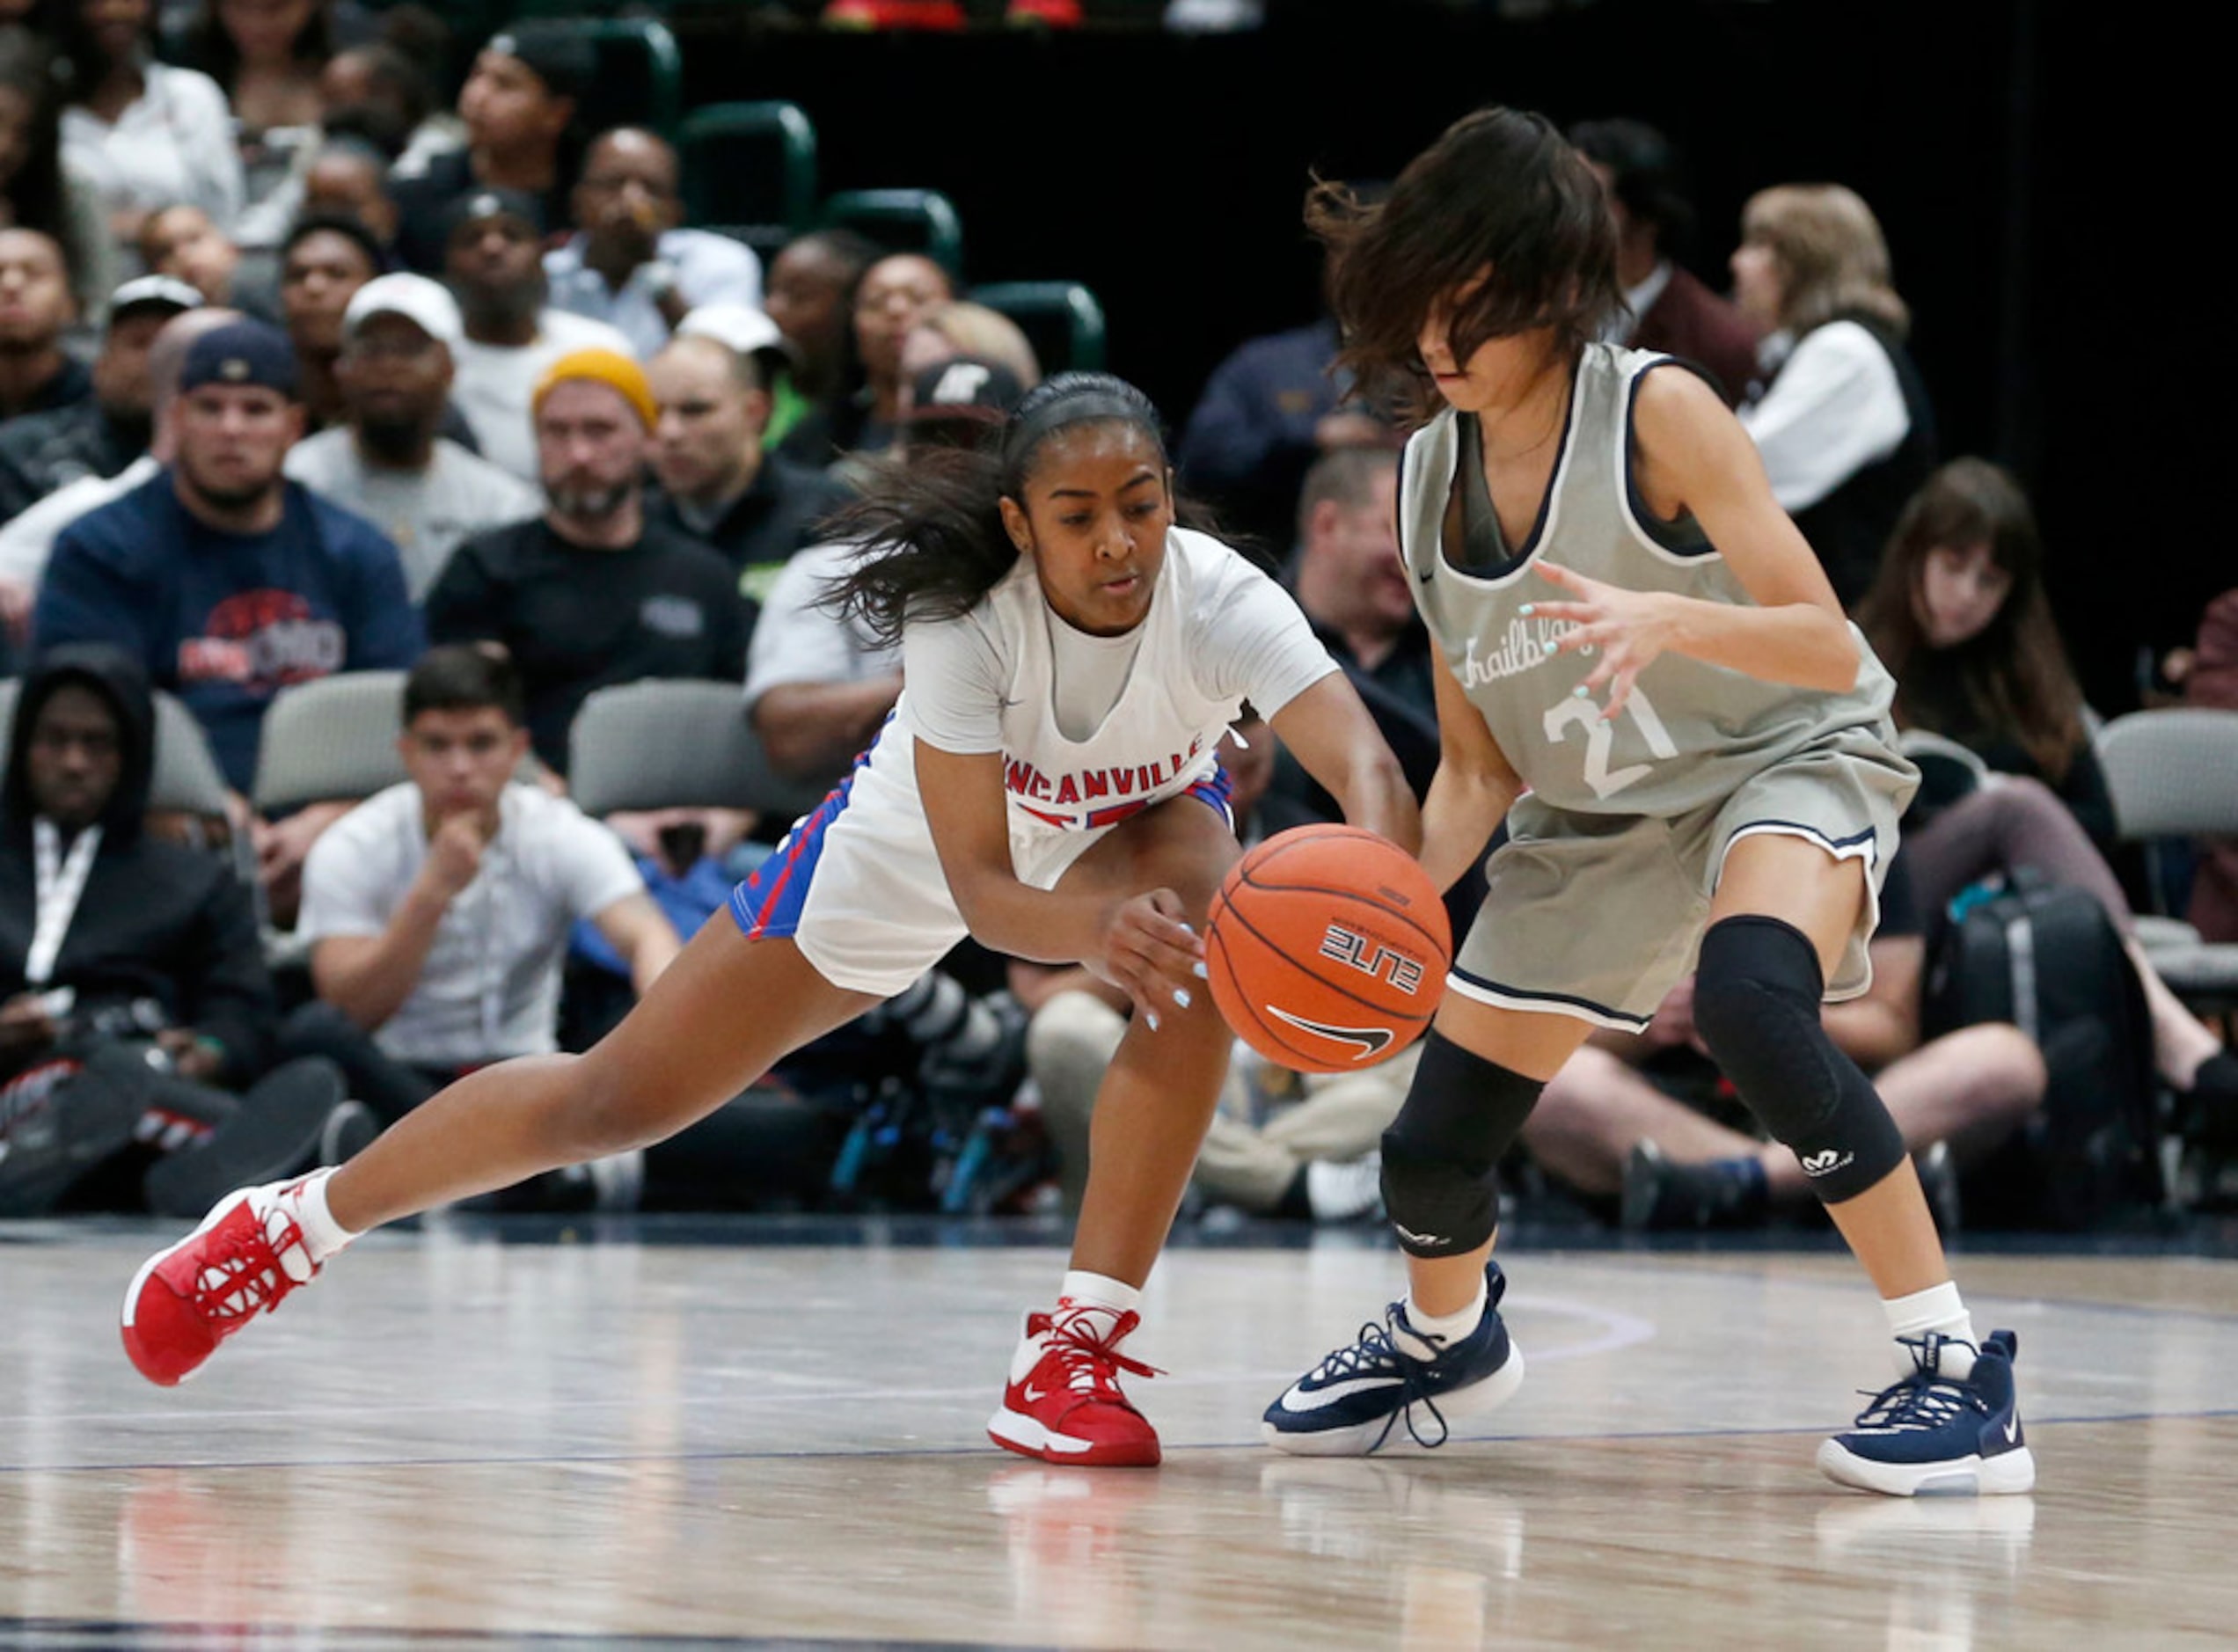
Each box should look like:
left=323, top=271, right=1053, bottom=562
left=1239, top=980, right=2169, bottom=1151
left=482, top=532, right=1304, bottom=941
left=1145, top=1010, right=1161, bottom=1032
left=1193, top=961, right=1210, bottom=980
left=1518, top=603, right=1535, bottom=616
left=1174, top=987, right=1191, bottom=1009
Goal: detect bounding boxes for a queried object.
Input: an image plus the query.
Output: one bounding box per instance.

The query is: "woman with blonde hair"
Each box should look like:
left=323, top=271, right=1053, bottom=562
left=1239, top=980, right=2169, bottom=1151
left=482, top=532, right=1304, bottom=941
left=1731, top=183, right=1935, bottom=608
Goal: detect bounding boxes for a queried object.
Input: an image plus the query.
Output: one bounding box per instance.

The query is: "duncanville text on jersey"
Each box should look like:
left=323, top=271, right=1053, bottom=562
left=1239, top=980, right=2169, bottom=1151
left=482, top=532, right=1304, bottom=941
left=1006, top=735, right=1210, bottom=829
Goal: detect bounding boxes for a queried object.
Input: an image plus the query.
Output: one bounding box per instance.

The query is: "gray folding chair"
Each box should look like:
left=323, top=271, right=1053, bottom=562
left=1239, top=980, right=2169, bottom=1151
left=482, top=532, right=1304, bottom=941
left=2096, top=708, right=2238, bottom=1010
left=567, top=678, right=832, bottom=823
left=251, top=671, right=412, bottom=816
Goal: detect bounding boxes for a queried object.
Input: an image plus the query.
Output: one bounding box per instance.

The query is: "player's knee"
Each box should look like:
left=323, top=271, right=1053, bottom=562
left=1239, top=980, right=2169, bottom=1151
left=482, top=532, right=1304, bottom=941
left=552, top=1051, right=669, bottom=1159
left=1693, top=914, right=1905, bottom=1203
left=1379, top=1031, right=1543, bottom=1257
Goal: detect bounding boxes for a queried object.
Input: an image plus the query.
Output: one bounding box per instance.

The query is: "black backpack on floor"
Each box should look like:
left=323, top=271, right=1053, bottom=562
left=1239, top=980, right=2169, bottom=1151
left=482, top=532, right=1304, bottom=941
left=1922, top=871, right=2163, bottom=1229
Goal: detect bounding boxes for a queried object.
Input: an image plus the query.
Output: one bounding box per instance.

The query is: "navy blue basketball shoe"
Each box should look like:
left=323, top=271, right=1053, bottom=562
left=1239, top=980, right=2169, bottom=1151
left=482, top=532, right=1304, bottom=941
left=1818, top=1329, right=2036, bottom=1496
left=1262, top=1261, right=1525, bottom=1455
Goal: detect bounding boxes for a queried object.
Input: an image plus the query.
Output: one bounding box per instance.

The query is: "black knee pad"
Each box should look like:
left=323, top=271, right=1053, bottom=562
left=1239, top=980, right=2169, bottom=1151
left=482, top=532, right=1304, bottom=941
left=1692, top=914, right=1906, bottom=1203
left=1379, top=1031, right=1543, bottom=1257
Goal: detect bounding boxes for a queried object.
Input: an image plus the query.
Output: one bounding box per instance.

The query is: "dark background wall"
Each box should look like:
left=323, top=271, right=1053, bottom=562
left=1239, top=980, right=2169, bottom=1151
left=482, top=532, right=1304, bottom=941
left=672, top=0, right=2212, bottom=712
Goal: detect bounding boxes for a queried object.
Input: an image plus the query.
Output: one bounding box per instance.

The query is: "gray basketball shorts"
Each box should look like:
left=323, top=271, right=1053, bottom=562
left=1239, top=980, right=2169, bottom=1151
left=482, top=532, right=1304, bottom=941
left=1449, top=734, right=1919, bottom=1031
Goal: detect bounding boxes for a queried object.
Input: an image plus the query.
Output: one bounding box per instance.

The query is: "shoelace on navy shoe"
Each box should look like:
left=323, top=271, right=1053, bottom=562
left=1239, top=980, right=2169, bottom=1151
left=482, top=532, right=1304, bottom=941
left=1848, top=1334, right=1985, bottom=1433
left=1306, top=1312, right=1455, bottom=1451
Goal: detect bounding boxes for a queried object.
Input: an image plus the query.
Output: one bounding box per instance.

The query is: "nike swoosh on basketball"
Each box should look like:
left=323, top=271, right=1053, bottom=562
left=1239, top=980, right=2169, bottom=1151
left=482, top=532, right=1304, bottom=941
left=1266, top=1005, right=1393, bottom=1058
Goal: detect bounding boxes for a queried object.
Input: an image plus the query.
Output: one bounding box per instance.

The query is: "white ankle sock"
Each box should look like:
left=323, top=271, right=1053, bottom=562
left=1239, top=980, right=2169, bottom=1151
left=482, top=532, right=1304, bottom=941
left=1883, top=1281, right=1977, bottom=1378
left=1058, top=1270, right=1140, bottom=1317
left=1397, top=1279, right=1488, bottom=1359
left=283, top=1169, right=357, bottom=1266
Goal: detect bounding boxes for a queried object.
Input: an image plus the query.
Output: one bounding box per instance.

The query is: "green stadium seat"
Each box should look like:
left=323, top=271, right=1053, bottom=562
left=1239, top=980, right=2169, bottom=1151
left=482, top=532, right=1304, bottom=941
left=679, top=101, right=819, bottom=259
left=816, top=188, right=964, bottom=278
left=531, top=17, right=685, bottom=142
left=969, top=280, right=1108, bottom=375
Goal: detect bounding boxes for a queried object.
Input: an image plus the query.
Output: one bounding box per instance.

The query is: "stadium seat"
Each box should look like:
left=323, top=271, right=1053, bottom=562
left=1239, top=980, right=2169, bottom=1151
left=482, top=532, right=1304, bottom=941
left=969, top=280, right=1108, bottom=375
left=679, top=101, right=820, bottom=259
left=567, top=678, right=831, bottom=822
left=2096, top=707, right=2238, bottom=1010
left=251, top=672, right=412, bottom=816
left=816, top=188, right=964, bottom=277
left=536, top=17, right=685, bottom=142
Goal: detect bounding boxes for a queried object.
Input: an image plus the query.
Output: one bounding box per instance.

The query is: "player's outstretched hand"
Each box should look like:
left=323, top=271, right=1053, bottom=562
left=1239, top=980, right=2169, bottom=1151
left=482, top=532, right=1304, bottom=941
left=1527, top=560, right=1676, bottom=720
left=1095, top=888, right=1206, bottom=1033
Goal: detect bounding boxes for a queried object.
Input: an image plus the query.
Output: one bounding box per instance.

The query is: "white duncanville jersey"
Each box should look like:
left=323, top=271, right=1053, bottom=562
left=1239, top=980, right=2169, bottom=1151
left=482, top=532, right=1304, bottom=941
left=1399, top=343, right=1901, bottom=819
left=897, top=524, right=1336, bottom=832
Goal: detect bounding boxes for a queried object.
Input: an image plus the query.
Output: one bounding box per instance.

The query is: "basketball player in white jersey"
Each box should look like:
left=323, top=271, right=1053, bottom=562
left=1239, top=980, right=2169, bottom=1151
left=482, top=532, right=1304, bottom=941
left=119, top=372, right=1418, bottom=1467
left=1259, top=107, right=2033, bottom=1497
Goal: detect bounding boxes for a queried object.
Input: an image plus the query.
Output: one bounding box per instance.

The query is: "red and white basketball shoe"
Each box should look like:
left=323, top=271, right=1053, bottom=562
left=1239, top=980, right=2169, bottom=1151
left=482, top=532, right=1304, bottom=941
left=988, top=1302, right=1163, bottom=1467
left=121, top=1181, right=322, bottom=1386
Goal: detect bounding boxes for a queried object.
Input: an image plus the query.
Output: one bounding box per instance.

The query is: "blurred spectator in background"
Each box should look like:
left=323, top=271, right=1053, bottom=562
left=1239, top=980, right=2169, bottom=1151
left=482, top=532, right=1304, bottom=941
left=55, top=0, right=245, bottom=246
left=295, top=645, right=677, bottom=1124
left=1731, top=182, right=1934, bottom=608
left=0, top=644, right=369, bottom=1219
left=442, top=187, right=631, bottom=481
left=0, top=273, right=196, bottom=523
left=0, top=306, right=236, bottom=640
left=741, top=355, right=1021, bottom=789
left=545, top=127, right=763, bottom=362
left=1568, top=117, right=1758, bottom=406
left=275, top=211, right=381, bottom=431
left=2184, top=588, right=2238, bottom=943
left=761, top=227, right=877, bottom=462
left=0, top=24, right=116, bottom=324
left=898, top=299, right=1040, bottom=393
left=391, top=23, right=589, bottom=274
left=0, top=227, right=87, bottom=419
left=180, top=0, right=333, bottom=233
left=645, top=318, right=849, bottom=619
left=139, top=203, right=233, bottom=303
left=285, top=272, right=539, bottom=600
left=318, top=40, right=461, bottom=185
left=427, top=348, right=746, bottom=775
left=298, top=135, right=400, bottom=257
left=32, top=318, right=422, bottom=911
left=1177, top=309, right=1395, bottom=555
left=833, top=250, right=952, bottom=462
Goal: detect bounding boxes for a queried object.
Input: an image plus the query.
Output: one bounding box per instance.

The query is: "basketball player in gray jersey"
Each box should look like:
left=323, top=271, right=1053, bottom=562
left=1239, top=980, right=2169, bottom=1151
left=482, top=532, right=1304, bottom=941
left=1262, top=106, right=2034, bottom=1498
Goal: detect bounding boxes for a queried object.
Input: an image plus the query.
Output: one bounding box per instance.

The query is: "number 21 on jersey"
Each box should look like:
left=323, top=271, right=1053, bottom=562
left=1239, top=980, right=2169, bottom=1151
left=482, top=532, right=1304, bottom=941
left=1543, top=686, right=1678, bottom=799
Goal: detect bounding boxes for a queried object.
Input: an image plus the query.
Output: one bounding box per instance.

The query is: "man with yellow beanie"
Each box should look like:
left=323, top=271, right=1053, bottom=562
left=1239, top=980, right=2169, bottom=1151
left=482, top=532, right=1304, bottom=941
left=423, top=347, right=747, bottom=776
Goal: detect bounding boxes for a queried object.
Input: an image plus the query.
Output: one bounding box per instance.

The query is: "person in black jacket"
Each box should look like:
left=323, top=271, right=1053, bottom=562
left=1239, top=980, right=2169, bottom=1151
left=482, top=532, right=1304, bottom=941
left=0, top=644, right=369, bottom=1215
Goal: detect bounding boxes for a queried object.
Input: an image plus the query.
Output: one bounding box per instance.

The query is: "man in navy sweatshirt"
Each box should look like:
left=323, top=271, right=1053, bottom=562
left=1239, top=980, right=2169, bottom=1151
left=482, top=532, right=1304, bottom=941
left=33, top=318, right=424, bottom=916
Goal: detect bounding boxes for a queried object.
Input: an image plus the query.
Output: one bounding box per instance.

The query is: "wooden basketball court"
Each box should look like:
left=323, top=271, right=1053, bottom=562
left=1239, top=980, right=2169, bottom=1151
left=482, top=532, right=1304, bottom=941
left=5, top=1216, right=2237, bottom=1647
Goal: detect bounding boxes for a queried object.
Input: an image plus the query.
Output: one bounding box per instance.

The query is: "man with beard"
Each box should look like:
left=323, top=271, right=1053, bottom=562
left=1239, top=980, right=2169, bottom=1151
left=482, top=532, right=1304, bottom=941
left=0, top=276, right=201, bottom=527
left=426, top=349, right=745, bottom=777
left=443, top=189, right=633, bottom=482
left=0, top=230, right=91, bottom=423
left=32, top=319, right=424, bottom=911
left=286, top=274, right=540, bottom=600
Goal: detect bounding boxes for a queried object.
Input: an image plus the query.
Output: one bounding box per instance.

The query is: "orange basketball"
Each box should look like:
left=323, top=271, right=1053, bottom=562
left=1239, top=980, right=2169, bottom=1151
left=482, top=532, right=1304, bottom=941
left=1204, top=825, right=1451, bottom=1076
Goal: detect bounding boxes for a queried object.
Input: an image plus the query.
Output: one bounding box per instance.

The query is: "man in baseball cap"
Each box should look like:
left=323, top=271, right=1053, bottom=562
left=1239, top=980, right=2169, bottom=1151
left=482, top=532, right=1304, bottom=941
left=0, top=276, right=202, bottom=526
left=423, top=345, right=746, bottom=775
left=284, top=274, right=541, bottom=601
left=391, top=21, right=589, bottom=273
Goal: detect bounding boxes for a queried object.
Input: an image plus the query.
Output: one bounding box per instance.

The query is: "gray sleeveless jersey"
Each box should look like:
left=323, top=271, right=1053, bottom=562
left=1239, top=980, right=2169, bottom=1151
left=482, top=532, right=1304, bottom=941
left=1399, top=342, right=1901, bottom=818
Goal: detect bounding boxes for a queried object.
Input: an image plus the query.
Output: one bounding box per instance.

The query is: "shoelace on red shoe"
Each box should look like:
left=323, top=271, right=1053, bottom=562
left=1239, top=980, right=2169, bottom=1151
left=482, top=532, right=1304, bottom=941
left=193, top=1206, right=312, bottom=1327
left=1042, top=1308, right=1162, bottom=1401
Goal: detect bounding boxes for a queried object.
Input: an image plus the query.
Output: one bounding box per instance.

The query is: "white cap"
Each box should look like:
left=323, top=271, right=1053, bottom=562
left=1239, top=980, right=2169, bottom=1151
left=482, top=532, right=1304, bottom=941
left=107, top=274, right=204, bottom=319
left=677, top=302, right=795, bottom=364
left=342, top=273, right=464, bottom=350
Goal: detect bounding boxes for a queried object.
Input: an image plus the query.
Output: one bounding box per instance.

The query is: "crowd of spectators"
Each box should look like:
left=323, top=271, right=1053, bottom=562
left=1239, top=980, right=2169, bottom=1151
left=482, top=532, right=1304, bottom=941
left=0, top=4, right=2227, bottom=1232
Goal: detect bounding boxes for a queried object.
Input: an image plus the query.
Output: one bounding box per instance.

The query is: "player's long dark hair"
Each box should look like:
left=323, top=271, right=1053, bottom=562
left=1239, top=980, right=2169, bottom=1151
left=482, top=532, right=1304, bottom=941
left=1307, top=106, right=1620, bottom=426
left=823, top=372, right=1173, bottom=647
left=1859, top=457, right=2087, bottom=784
